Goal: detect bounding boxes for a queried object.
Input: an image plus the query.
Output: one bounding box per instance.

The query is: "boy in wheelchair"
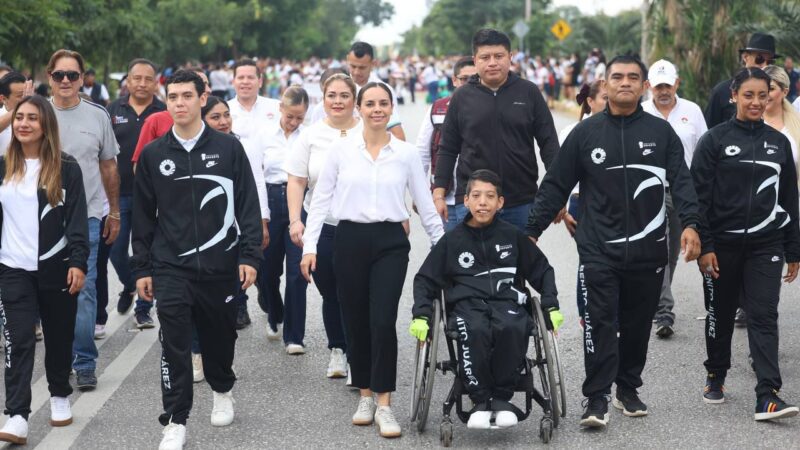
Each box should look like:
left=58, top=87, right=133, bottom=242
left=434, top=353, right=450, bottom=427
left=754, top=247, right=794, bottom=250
left=410, top=170, right=563, bottom=429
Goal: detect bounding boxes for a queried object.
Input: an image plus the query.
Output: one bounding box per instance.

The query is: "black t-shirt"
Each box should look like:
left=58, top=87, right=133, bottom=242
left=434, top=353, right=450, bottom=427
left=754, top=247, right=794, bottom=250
left=107, top=96, right=166, bottom=195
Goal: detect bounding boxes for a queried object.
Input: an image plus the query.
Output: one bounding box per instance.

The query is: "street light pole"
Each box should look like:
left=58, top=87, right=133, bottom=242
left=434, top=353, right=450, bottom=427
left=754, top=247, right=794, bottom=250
left=525, top=0, right=531, bottom=21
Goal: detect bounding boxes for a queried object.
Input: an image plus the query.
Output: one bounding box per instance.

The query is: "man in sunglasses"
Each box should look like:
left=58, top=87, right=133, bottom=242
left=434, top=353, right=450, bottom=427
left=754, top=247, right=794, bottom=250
left=47, top=49, right=121, bottom=392
left=705, top=32, right=780, bottom=128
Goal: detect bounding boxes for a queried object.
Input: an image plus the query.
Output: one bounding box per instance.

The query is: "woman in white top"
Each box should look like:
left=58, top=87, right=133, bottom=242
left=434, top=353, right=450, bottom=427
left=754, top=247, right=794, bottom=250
left=300, top=83, right=443, bottom=438
left=0, top=96, right=88, bottom=444
left=284, top=74, right=361, bottom=368
left=763, top=66, right=800, bottom=167
left=257, top=87, right=315, bottom=359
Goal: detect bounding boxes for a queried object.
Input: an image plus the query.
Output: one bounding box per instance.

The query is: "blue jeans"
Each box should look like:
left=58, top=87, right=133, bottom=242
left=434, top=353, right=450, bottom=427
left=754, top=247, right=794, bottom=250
left=453, top=201, right=534, bottom=232
left=73, top=218, right=100, bottom=371
left=258, top=184, right=308, bottom=345
left=446, top=204, right=466, bottom=232
left=111, top=196, right=152, bottom=315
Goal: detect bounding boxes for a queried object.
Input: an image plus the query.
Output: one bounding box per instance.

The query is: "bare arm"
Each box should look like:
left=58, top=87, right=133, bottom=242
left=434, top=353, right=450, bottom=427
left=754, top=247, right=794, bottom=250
left=100, top=159, right=121, bottom=244
left=389, top=124, right=406, bottom=141
left=287, top=174, right=309, bottom=247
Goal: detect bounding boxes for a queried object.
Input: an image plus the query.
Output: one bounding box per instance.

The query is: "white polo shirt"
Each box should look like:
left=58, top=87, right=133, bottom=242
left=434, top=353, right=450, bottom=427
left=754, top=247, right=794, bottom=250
left=229, top=95, right=280, bottom=141
left=642, top=95, right=707, bottom=168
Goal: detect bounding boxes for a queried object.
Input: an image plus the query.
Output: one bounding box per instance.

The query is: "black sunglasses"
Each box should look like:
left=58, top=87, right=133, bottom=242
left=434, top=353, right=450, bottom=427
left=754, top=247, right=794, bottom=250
left=50, top=70, right=81, bottom=82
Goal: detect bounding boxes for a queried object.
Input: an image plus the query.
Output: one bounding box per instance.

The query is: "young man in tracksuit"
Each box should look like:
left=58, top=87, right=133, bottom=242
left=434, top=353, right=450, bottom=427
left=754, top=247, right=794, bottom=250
left=526, top=55, right=702, bottom=428
left=131, top=70, right=262, bottom=450
left=411, top=169, right=563, bottom=430
left=432, top=29, right=561, bottom=231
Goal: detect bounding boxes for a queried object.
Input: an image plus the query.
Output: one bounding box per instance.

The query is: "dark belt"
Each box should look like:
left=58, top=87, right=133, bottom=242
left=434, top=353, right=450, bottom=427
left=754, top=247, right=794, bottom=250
left=267, top=182, right=287, bottom=189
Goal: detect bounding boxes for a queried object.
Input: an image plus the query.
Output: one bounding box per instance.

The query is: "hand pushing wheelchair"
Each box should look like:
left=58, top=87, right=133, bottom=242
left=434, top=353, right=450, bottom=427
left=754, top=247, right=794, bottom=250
left=410, top=293, right=566, bottom=446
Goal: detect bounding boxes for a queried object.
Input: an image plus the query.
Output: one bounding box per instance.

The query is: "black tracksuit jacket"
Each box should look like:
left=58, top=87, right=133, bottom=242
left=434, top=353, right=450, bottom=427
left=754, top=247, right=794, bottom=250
left=527, top=105, right=701, bottom=270
left=412, top=214, right=559, bottom=320
left=0, top=154, right=89, bottom=289
left=690, top=118, right=800, bottom=260
left=131, top=126, right=262, bottom=281
left=433, top=72, right=560, bottom=207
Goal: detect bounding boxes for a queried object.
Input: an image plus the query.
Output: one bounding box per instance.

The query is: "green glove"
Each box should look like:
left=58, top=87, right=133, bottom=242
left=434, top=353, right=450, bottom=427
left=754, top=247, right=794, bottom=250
left=548, top=308, right=564, bottom=332
left=409, top=317, right=429, bottom=341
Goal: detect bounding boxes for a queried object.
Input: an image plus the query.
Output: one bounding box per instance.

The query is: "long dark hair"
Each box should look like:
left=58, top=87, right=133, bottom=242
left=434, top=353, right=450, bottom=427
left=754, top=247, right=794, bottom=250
left=576, top=80, right=604, bottom=120
left=201, top=95, right=229, bottom=119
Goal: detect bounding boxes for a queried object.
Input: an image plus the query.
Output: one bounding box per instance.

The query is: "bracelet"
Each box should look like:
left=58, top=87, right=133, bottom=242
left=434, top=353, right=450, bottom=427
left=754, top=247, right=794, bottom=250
left=107, top=213, right=121, bottom=220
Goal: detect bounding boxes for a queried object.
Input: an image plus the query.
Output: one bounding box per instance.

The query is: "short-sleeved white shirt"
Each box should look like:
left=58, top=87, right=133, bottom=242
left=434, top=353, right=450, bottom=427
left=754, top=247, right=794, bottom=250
left=229, top=96, right=280, bottom=141
left=261, top=122, right=302, bottom=185
left=642, top=95, right=707, bottom=168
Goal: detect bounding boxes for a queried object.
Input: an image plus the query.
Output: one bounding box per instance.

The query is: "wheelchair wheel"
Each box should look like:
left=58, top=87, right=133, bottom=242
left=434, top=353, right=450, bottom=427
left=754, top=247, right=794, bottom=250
left=550, top=330, right=567, bottom=418
left=415, top=298, right=441, bottom=432
left=532, top=296, right=561, bottom=428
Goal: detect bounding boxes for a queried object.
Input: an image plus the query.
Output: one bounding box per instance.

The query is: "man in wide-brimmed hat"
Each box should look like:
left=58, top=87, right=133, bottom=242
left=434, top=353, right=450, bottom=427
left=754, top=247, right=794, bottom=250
left=705, top=32, right=781, bottom=128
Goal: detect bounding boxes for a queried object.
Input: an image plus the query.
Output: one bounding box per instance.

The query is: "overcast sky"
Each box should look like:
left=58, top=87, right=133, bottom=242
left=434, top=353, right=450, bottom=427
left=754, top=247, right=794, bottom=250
left=357, top=0, right=638, bottom=46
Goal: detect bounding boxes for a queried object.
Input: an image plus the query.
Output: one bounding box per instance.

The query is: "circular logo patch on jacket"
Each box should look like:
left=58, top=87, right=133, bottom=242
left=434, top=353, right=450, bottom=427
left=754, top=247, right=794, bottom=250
left=458, top=252, right=475, bottom=269
left=159, top=159, right=176, bottom=176
left=591, top=148, right=606, bottom=165
left=724, top=145, right=741, bottom=156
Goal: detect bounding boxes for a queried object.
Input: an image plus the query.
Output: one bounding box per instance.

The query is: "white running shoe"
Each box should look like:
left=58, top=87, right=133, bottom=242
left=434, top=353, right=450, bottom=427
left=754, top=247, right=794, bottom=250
left=374, top=406, right=402, bottom=438
left=0, top=415, right=27, bottom=445
left=211, top=391, right=235, bottom=426
left=467, top=410, right=492, bottom=429
left=286, top=344, right=305, bottom=355
left=327, top=348, right=347, bottom=378
left=352, top=396, right=376, bottom=425
left=159, top=422, right=186, bottom=450
left=266, top=326, right=280, bottom=341
left=50, top=396, right=73, bottom=426
left=94, top=324, right=106, bottom=340
left=192, top=353, right=204, bottom=383
left=34, top=324, right=43, bottom=342
left=495, top=410, right=518, bottom=428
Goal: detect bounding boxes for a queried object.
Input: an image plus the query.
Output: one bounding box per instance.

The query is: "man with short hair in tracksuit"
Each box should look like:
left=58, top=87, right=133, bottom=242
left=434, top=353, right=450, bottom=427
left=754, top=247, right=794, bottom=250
left=131, top=69, right=262, bottom=450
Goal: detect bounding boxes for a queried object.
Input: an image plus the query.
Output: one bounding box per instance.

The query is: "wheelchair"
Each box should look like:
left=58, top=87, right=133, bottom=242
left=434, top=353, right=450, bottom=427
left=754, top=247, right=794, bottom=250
left=410, top=294, right=566, bottom=446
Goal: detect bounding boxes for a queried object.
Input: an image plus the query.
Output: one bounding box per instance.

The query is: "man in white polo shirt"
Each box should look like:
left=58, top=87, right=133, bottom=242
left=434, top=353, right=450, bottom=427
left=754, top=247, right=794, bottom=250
left=642, top=59, right=707, bottom=338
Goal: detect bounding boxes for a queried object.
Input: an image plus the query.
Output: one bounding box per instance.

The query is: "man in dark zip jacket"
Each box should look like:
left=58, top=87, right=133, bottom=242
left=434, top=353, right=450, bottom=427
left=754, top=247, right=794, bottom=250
left=526, top=55, right=702, bottom=428
left=432, top=29, right=559, bottom=231
left=411, top=170, right=561, bottom=430
left=131, top=70, right=262, bottom=448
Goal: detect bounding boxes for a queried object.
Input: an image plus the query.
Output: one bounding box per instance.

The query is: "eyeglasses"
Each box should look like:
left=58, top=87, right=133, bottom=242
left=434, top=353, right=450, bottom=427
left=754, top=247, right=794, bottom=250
left=50, top=71, right=81, bottom=82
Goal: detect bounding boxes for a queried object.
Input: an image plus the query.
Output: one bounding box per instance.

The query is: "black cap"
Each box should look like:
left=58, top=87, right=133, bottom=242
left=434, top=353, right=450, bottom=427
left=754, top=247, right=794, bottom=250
left=739, top=32, right=781, bottom=58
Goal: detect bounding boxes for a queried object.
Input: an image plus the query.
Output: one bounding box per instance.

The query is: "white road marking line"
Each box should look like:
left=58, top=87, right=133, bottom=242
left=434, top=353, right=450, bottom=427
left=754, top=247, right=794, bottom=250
left=33, top=316, right=159, bottom=450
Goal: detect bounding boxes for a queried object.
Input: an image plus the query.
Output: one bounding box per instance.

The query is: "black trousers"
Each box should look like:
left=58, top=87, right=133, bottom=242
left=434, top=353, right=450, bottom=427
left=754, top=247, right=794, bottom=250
left=334, top=221, right=409, bottom=393
left=154, top=275, right=238, bottom=425
left=449, top=299, right=532, bottom=404
left=703, top=242, right=783, bottom=396
left=580, top=262, right=663, bottom=398
left=0, top=265, right=76, bottom=418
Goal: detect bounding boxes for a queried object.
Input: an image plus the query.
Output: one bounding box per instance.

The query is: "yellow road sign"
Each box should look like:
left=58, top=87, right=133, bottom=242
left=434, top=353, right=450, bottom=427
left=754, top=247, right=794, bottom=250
left=550, top=19, right=572, bottom=41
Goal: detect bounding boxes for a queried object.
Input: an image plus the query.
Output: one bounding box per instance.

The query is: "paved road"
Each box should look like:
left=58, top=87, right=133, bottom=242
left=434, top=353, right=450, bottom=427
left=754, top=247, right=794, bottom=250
left=5, top=100, right=800, bottom=449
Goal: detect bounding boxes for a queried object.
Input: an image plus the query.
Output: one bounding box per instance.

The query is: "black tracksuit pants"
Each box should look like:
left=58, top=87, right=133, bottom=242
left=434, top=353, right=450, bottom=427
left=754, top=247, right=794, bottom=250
left=154, top=274, right=238, bottom=426
left=703, top=242, right=784, bottom=397
left=448, top=298, right=533, bottom=404
left=0, top=265, right=76, bottom=419
left=334, top=221, right=409, bottom=393
left=580, top=262, right=664, bottom=398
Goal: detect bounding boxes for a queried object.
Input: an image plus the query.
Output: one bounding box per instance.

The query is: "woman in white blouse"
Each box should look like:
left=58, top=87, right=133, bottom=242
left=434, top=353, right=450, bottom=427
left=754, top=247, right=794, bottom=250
left=300, top=83, right=443, bottom=438
left=763, top=65, right=800, bottom=167
left=284, top=74, right=361, bottom=373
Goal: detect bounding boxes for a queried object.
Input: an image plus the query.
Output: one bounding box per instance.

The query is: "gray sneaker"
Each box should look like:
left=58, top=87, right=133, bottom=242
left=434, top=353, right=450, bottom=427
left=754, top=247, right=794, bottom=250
left=352, top=396, right=376, bottom=425
left=374, top=406, right=401, bottom=438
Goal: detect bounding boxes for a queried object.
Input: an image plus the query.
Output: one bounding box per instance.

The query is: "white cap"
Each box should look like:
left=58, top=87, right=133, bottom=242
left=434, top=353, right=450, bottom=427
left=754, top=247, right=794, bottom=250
left=648, top=59, right=678, bottom=86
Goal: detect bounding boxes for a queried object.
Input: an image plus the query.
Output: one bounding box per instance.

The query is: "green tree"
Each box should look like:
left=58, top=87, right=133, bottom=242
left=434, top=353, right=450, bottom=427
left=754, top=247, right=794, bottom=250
left=0, top=0, right=72, bottom=74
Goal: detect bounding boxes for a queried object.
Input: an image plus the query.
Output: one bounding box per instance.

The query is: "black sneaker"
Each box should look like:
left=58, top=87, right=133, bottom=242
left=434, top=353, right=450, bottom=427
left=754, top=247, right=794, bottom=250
left=116, top=291, right=135, bottom=314
left=236, top=307, right=251, bottom=330
left=755, top=391, right=800, bottom=421
left=655, top=323, right=674, bottom=339
left=76, top=369, right=97, bottom=391
left=580, top=395, right=610, bottom=428
left=135, top=312, right=155, bottom=329
left=612, top=387, right=648, bottom=417
left=703, top=373, right=725, bottom=404
left=734, top=308, right=747, bottom=328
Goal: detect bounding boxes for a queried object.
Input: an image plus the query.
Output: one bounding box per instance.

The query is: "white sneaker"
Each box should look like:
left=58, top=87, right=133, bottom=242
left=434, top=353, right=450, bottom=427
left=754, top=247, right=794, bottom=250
left=211, top=391, right=235, bottom=426
left=495, top=410, right=518, bottom=428
left=49, top=396, right=73, bottom=426
left=192, top=353, right=204, bottom=383
left=327, top=348, right=347, bottom=378
left=94, top=324, right=106, bottom=340
left=35, top=324, right=43, bottom=342
left=352, top=396, right=376, bottom=425
left=266, top=325, right=280, bottom=341
left=374, top=406, right=402, bottom=438
left=467, top=410, right=492, bottom=429
left=286, top=344, right=305, bottom=355
left=159, top=422, right=186, bottom=450
left=0, top=415, right=27, bottom=445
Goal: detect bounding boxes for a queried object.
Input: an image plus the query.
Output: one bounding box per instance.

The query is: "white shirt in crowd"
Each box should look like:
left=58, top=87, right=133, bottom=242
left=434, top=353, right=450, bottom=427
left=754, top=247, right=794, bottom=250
left=793, top=96, right=800, bottom=114
left=642, top=94, right=707, bottom=169
left=173, top=122, right=205, bottom=152
left=309, top=74, right=401, bottom=129
left=228, top=95, right=280, bottom=141
left=415, top=104, right=456, bottom=205
left=779, top=127, right=799, bottom=164
left=284, top=119, right=364, bottom=226
left=302, top=134, right=444, bottom=255
left=209, top=69, right=231, bottom=92
left=0, top=106, right=10, bottom=156
left=81, top=84, right=110, bottom=102
left=260, top=122, right=302, bottom=185
left=0, top=159, right=41, bottom=271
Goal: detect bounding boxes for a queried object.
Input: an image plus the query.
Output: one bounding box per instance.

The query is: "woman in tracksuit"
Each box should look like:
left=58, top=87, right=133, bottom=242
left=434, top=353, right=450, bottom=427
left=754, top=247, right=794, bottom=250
left=691, top=67, right=800, bottom=420
left=0, top=96, right=88, bottom=444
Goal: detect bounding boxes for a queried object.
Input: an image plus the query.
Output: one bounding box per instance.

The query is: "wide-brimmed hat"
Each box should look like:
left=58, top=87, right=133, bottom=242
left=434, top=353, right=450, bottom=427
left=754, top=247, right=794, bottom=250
left=739, top=33, right=781, bottom=58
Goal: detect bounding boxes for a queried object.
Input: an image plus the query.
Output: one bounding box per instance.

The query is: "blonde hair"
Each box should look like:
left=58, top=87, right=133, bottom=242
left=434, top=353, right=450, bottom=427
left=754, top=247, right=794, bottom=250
left=5, top=96, right=63, bottom=206
left=764, top=65, right=800, bottom=175
left=322, top=73, right=356, bottom=97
